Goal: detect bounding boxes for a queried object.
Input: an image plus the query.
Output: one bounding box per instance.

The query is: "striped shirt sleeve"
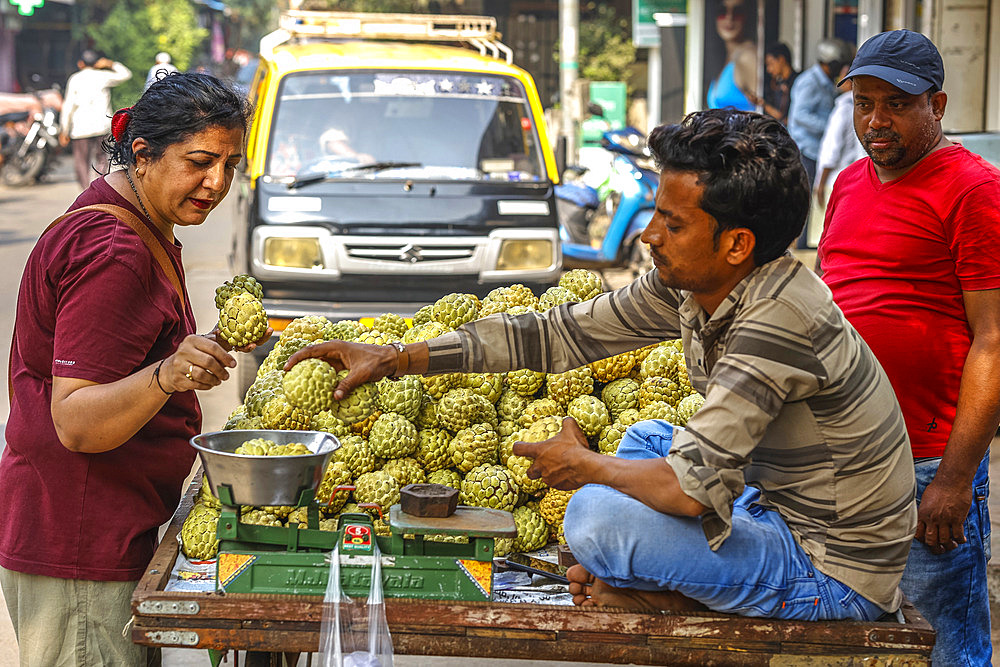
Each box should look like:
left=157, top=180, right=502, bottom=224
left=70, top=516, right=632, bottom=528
left=424, top=270, right=684, bottom=374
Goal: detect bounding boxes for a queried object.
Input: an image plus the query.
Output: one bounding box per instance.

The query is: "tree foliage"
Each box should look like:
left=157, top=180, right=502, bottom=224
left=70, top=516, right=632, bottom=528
left=88, top=0, right=208, bottom=108
left=223, top=0, right=279, bottom=51
left=579, top=4, right=636, bottom=86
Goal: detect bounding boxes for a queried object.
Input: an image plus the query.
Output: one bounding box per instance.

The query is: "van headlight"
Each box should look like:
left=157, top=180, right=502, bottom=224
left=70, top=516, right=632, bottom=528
left=263, top=237, right=323, bottom=268
left=495, top=239, right=553, bottom=271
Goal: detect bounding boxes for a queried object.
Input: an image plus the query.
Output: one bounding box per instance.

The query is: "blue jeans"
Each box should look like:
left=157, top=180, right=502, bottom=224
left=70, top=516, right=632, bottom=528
left=900, top=454, right=991, bottom=666
left=564, top=420, right=886, bottom=621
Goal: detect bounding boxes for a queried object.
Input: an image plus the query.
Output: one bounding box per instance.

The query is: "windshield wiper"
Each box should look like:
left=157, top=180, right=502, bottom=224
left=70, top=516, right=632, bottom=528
left=288, top=162, right=423, bottom=189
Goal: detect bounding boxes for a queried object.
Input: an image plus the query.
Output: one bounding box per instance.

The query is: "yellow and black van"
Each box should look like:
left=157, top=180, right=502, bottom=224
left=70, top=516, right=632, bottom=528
left=232, top=11, right=562, bottom=362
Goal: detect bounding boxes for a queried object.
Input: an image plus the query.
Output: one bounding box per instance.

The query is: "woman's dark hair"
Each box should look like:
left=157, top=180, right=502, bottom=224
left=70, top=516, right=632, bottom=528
left=105, top=71, right=253, bottom=167
left=648, top=109, right=808, bottom=266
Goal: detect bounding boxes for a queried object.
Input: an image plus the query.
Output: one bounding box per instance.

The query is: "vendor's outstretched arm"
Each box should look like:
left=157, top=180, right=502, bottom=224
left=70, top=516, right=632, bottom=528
left=513, top=417, right=707, bottom=517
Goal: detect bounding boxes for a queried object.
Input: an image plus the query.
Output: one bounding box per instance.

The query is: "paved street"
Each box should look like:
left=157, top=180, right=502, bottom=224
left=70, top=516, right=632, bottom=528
left=0, top=158, right=998, bottom=665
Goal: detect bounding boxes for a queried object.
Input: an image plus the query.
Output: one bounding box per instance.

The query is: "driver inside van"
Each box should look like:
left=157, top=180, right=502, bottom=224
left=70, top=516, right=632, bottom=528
left=318, top=127, right=373, bottom=164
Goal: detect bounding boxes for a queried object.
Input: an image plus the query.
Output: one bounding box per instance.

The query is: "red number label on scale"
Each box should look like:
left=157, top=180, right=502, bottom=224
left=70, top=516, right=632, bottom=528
left=343, top=524, right=372, bottom=551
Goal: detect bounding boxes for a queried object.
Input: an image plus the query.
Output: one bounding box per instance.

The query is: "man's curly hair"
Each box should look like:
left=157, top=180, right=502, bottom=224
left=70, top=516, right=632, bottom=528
left=648, top=110, right=809, bottom=265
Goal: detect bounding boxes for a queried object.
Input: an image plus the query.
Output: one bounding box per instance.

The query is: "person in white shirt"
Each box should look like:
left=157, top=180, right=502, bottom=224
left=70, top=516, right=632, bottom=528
left=804, top=64, right=866, bottom=248
left=145, top=52, right=178, bottom=92
left=59, top=50, right=131, bottom=188
left=814, top=66, right=867, bottom=206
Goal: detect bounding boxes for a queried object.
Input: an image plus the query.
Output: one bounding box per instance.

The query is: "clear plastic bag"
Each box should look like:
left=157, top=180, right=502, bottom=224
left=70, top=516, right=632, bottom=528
left=318, top=542, right=394, bottom=667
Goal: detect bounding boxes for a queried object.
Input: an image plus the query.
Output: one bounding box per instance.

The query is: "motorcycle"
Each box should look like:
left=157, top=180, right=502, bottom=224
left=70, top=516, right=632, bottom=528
left=0, top=86, right=63, bottom=187
left=555, top=127, right=659, bottom=278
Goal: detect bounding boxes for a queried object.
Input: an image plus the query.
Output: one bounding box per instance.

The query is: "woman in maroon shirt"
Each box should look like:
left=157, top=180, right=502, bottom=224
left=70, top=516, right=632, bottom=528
left=0, top=72, right=265, bottom=666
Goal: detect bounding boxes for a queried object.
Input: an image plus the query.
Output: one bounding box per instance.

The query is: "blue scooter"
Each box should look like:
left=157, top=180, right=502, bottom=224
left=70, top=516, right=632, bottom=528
left=555, top=127, right=659, bottom=278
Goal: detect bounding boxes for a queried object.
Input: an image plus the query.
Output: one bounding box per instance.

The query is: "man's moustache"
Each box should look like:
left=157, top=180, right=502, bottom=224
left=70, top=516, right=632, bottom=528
left=864, top=131, right=901, bottom=143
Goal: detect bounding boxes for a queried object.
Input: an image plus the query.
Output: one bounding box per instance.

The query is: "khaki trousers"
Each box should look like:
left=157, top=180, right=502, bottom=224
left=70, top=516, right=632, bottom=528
left=0, top=565, right=160, bottom=667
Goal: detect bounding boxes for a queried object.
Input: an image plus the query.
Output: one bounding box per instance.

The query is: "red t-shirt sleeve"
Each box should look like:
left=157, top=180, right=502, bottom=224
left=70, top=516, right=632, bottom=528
left=52, top=252, right=170, bottom=384
left=948, top=180, right=1000, bottom=291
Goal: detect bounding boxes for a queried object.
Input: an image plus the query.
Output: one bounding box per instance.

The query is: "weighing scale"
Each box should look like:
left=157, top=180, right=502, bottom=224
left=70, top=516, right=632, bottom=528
left=191, top=430, right=517, bottom=602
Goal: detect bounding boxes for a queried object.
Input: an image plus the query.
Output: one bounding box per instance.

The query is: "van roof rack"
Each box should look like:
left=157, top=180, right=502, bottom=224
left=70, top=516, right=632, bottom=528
left=262, top=10, right=513, bottom=64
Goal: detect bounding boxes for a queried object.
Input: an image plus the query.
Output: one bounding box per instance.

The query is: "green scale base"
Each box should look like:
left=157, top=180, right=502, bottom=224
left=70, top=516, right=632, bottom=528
left=215, top=502, right=516, bottom=601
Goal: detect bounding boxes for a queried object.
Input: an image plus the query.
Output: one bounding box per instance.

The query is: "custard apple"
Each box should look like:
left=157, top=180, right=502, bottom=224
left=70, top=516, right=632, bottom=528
left=331, top=434, right=377, bottom=476
left=505, top=368, right=546, bottom=397
left=219, top=292, right=268, bottom=348
left=368, top=412, right=418, bottom=458
left=567, top=394, right=611, bottom=437
left=376, top=376, right=423, bottom=420
left=601, top=378, right=641, bottom=419
left=431, top=293, right=479, bottom=329
left=328, top=371, right=378, bottom=424
left=282, top=315, right=334, bottom=342
left=538, top=286, right=577, bottom=310
left=372, top=313, right=408, bottom=339
left=676, top=393, right=705, bottom=425
left=546, top=367, right=593, bottom=407
left=512, top=505, right=549, bottom=553
left=559, top=269, right=602, bottom=301
left=282, top=358, right=338, bottom=414
left=427, top=468, right=462, bottom=489
left=460, top=463, right=518, bottom=512
left=180, top=503, right=220, bottom=560
left=214, top=274, right=263, bottom=309
left=449, top=423, right=499, bottom=473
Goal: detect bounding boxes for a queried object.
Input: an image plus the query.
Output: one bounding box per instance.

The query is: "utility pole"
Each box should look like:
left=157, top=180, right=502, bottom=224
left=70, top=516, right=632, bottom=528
left=559, top=0, right=579, bottom=167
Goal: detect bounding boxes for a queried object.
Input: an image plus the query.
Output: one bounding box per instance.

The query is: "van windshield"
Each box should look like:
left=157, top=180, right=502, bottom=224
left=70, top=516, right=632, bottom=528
left=266, top=71, right=546, bottom=182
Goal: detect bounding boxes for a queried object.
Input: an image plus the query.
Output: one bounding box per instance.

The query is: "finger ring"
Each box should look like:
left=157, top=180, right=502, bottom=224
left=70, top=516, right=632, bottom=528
left=185, top=364, right=194, bottom=380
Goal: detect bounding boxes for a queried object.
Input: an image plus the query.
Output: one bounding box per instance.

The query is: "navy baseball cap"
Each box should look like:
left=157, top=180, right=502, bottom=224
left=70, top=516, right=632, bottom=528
left=840, top=29, right=944, bottom=94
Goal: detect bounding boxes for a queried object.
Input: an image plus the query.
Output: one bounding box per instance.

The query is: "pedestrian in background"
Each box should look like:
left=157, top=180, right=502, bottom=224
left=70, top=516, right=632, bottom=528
left=813, top=64, right=865, bottom=207
left=59, top=50, right=131, bottom=189
left=748, top=42, right=798, bottom=125
left=787, top=38, right=852, bottom=248
left=144, top=51, right=178, bottom=91
left=819, top=29, right=1000, bottom=665
left=0, top=72, right=259, bottom=666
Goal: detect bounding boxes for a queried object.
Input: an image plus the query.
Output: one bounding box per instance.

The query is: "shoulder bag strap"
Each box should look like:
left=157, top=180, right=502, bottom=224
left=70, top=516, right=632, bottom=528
left=9, top=203, right=185, bottom=402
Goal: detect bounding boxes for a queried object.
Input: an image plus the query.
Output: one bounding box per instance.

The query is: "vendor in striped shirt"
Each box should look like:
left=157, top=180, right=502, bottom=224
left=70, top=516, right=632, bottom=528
left=288, top=109, right=916, bottom=620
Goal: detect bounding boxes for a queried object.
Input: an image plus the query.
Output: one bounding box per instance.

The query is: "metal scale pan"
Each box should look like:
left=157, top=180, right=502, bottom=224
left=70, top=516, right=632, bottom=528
left=191, top=429, right=339, bottom=507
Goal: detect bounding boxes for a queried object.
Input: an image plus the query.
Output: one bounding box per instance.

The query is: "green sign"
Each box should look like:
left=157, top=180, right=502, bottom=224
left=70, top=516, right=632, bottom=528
left=581, top=81, right=627, bottom=146
left=8, top=0, right=44, bottom=15
left=633, top=0, right=687, bottom=47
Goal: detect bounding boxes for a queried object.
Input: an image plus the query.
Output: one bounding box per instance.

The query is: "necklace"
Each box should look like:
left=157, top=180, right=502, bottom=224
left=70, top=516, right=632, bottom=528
left=124, top=167, right=155, bottom=225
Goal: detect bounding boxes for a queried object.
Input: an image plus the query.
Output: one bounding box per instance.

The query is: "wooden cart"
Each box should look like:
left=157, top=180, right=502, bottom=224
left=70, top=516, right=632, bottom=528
left=132, top=483, right=935, bottom=666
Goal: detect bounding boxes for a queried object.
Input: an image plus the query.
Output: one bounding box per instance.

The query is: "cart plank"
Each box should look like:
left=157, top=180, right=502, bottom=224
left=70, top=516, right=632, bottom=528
left=133, top=478, right=934, bottom=665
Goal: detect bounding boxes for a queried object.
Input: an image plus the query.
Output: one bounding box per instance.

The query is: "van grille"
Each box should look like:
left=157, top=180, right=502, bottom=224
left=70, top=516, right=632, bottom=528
left=344, top=242, right=476, bottom=264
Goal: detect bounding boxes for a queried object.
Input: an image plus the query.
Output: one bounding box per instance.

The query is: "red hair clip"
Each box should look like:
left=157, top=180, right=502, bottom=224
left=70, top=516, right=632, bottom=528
left=111, top=107, right=132, bottom=142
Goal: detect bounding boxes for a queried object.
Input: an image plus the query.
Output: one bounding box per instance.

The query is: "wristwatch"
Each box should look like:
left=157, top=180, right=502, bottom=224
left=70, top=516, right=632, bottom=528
left=387, top=341, right=409, bottom=379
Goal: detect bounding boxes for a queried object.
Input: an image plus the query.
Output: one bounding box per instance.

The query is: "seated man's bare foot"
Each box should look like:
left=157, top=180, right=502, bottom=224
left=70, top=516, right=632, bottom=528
left=567, top=564, right=707, bottom=612
left=567, top=564, right=596, bottom=606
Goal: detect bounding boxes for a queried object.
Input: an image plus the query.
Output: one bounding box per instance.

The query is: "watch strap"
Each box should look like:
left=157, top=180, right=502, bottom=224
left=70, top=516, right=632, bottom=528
left=388, top=341, right=409, bottom=379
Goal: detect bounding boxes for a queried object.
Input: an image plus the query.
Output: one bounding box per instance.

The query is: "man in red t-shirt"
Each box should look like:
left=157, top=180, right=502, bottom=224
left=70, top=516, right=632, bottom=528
left=819, top=30, right=1000, bottom=666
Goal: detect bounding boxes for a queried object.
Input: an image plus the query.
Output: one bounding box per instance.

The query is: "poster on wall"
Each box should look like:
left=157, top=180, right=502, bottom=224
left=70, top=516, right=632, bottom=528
left=702, top=0, right=778, bottom=111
